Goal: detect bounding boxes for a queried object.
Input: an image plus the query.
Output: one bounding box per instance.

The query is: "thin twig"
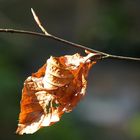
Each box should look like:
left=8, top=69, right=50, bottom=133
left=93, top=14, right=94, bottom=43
left=31, top=9, right=140, bottom=61
left=31, top=8, right=108, bottom=57
left=0, top=9, right=140, bottom=61
left=0, top=28, right=107, bottom=55
left=107, top=54, right=140, bottom=61
left=31, top=8, right=50, bottom=36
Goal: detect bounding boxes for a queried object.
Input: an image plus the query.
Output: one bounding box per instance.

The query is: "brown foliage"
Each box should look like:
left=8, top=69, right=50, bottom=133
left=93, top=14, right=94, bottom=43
left=16, top=53, right=96, bottom=135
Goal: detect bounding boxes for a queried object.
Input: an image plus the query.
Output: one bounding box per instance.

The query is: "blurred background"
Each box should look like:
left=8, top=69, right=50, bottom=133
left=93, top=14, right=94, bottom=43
left=0, top=0, right=140, bottom=140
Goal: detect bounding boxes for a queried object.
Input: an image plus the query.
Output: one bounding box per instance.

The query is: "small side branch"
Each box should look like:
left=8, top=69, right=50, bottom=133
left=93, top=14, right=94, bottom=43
left=0, top=9, right=140, bottom=62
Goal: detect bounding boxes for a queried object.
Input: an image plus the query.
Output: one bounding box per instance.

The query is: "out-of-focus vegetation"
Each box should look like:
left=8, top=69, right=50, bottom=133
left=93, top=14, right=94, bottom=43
left=0, top=0, right=140, bottom=140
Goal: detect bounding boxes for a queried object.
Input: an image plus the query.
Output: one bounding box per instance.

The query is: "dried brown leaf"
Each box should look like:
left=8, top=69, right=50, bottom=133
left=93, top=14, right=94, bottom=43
left=16, top=53, right=96, bottom=135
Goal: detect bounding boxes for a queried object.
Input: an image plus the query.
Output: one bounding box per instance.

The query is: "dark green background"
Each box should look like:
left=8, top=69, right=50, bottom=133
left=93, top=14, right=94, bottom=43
left=0, top=0, right=140, bottom=140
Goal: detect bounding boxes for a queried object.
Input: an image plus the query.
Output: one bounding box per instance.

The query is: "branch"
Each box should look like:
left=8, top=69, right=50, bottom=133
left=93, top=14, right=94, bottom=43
left=0, top=9, right=140, bottom=62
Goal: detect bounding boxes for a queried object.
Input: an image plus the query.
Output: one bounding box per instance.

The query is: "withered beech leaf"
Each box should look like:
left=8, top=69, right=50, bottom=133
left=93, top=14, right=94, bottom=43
left=16, top=53, right=96, bottom=135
